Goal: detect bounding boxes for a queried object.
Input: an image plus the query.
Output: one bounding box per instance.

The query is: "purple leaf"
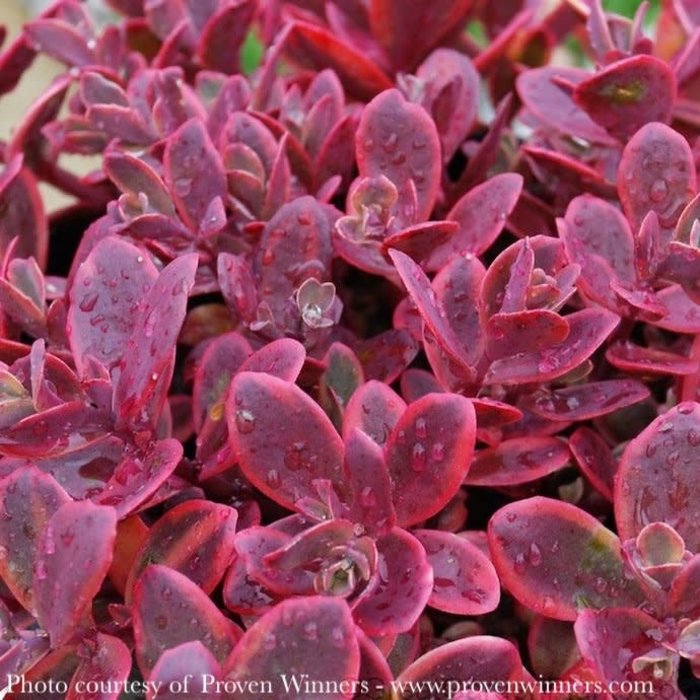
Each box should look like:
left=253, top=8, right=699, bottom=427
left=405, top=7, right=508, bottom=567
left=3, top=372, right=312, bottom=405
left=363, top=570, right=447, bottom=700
left=426, top=174, right=523, bottom=269
left=228, top=371, right=347, bottom=511
left=574, top=55, right=676, bottom=141
left=0, top=467, right=70, bottom=613
left=353, top=528, right=433, bottom=635
left=616, top=402, right=700, bottom=552
left=163, top=118, right=227, bottom=230
left=223, top=597, right=360, bottom=692
left=385, top=392, right=476, bottom=527
left=488, top=497, right=644, bottom=621
left=343, top=380, right=406, bottom=446
left=67, top=237, right=158, bottom=377
left=606, top=342, right=698, bottom=376
left=357, top=89, right=441, bottom=222
left=569, top=426, right=617, bottom=502
left=133, top=564, right=242, bottom=677
left=196, top=0, right=256, bottom=74
left=68, top=634, right=132, bottom=700
left=414, top=529, right=500, bottom=615
left=34, top=501, right=117, bottom=646
left=147, top=642, right=222, bottom=700
left=618, top=121, right=696, bottom=232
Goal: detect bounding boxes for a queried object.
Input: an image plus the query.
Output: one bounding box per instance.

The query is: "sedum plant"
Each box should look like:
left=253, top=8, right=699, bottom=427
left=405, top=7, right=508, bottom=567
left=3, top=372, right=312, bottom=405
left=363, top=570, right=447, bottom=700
left=0, top=0, right=699, bottom=697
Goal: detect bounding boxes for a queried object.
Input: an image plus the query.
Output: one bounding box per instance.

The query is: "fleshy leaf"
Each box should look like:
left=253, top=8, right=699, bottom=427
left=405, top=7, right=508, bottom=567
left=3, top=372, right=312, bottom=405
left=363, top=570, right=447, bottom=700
left=147, top=641, right=222, bottom=700
left=114, top=253, right=198, bottom=429
left=569, top=427, right=617, bottom=501
left=574, top=55, right=676, bottom=141
left=353, top=528, right=433, bottom=635
left=488, top=497, right=644, bottom=621
left=465, top=437, right=570, bottom=487
left=426, top=174, right=523, bottom=269
left=67, top=634, right=131, bottom=700
left=618, top=121, right=696, bottom=232
left=67, top=237, right=158, bottom=377
left=414, top=529, right=500, bottom=615
left=163, top=118, right=227, bottom=230
left=223, top=596, right=360, bottom=693
left=384, top=392, right=475, bottom=527
left=357, top=89, right=441, bottom=222
left=34, top=501, right=117, bottom=646
left=126, top=500, right=237, bottom=601
left=228, top=371, right=346, bottom=511
left=616, top=402, right=700, bottom=551
left=133, top=565, right=242, bottom=677
left=343, top=380, right=406, bottom=446
left=0, top=466, right=70, bottom=613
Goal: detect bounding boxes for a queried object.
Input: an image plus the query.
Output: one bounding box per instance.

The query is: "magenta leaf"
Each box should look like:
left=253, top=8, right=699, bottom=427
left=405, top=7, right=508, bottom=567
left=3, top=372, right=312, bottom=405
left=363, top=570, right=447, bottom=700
left=616, top=402, right=700, bottom=552
left=68, top=237, right=158, bottom=377
left=465, top=437, right=570, bottom=487
left=354, top=330, right=419, bottom=384
left=0, top=466, right=70, bottom=613
left=488, top=497, right=644, bottom=621
left=606, top=342, right=698, bottom=376
left=618, top=121, right=696, bottom=232
left=569, top=427, right=618, bottom=501
left=217, top=253, right=258, bottom=323
left=486, top=310, right=570, bottom=361
left=228, top=371, right=347, bottom=510
left=414, top=529, right=499, bottom=615
left=343, top=428, right=396, bottom=536
left=343, top=380, right=406, bottom=446
left=126, top=500, right=237, bottom=600
left=525, top=380, right=651, bottom=422
left=384, top=392, right=475, bottom=527
left=133, top=564, right=242, bottom=677
left=34, top=501, right=117, bottom=646
left=483, top=309, right=619, bottom=385
left=426, top=174, right=523, bottom=269
left=357, top=89, right=441, bottom=222
left=94, top=438, right=183, bottom=518
left=68, top=634, right=131, bottom=700
left=196, top=0, right=255, bottom=74
left=147, top=641, right=222, bottom=700
left=223, top=596, right=360, bottom=693
left=239, top=338, right=306, bottom=382
left=396, top=636, right=524, bottom=692
left=114, top=253, right=198, bottom=429
left=353, top=528, right=433, bottom=635
left=574, top=55, right=676, bottom=141
left=163, top=118, right=227, bottom=230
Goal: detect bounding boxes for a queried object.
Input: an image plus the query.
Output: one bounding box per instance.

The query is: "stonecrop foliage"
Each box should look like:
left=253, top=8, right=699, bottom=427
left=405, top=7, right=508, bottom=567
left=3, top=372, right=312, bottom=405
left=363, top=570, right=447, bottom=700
left=1, top=0, right=700, bottom=697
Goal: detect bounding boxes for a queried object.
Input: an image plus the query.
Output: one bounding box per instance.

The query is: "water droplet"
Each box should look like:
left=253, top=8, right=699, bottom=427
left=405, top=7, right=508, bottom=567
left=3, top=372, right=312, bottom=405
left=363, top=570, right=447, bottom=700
left=331, top=626, right=345, bottom=648
left=284, top=443, right=304, bottom=471
left=666, top=450, right=681, bottom=466
left=649, top=179, right=669, bottom=203
left=594, top=577, right=608, bottom=593
left=266, top=469, right=281, bottom=489
left=431, top=443, right=445, bottom=462
left=506, top=512, right=517, bottom=523
left=411, top=443, right=426, bottom=472
left=262, top=248, right=275, bottom=266
left=359, top=487, right=375, bottom=507
left=162, top=587, right=173, bottom=600
left=514, top=553, right=527, bottom=573
left=646, top=443, right=657, bottom=458
left=303, top=621, right=318, bottom=641
left=383, top=133, right=398, bottom=153
left=235, top=409, right=256, bottom=434
left=415, top=417, right=427, bottom=439
left=79, top=293, right=99, bottom=313
left=173, top=178, right=193, bottom=197
left=678, top=403, right=694, bottom=415
left=528, top=542, right=543, bottom=567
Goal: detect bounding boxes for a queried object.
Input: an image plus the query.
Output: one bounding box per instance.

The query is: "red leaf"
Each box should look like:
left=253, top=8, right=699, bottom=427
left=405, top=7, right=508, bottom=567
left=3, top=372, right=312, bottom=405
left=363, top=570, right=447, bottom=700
left=465, top=437, right=570, bottom=487
left=67, top=634, right=131, bottom=700
left=353, top=528, right=433, bottom=635
left=147, top=641, right=222, bottom=700
left=228, top=371, right=346, bottom=511
left=427, top=174, right=523, bottom=269
left=385, top=392, right=475, bottom=527
left=569, top=427, right=617, bottom=502
left=343, top=380, right=406, bottom=446
left=574, top=55, right=676, bottom=141
left=282, top=22, right=392, bottom=101
left=196, top=0, right=255, bottom=74
left=223, top=597, right=360, bottom=692
left=488, top=497, right=644, bottom=621
left=34, top=501, right=117, bottom=646
left=357, top=90, right=441, bottom=222
left=126, top=500, right=237, bottom=601
left=133, top=564, right=242, bottom=677
left=616, top=402, right=700, bottom=552
left=414, top=529, right=499, bottom=615
left=606, top=342, right=698, bottom=376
